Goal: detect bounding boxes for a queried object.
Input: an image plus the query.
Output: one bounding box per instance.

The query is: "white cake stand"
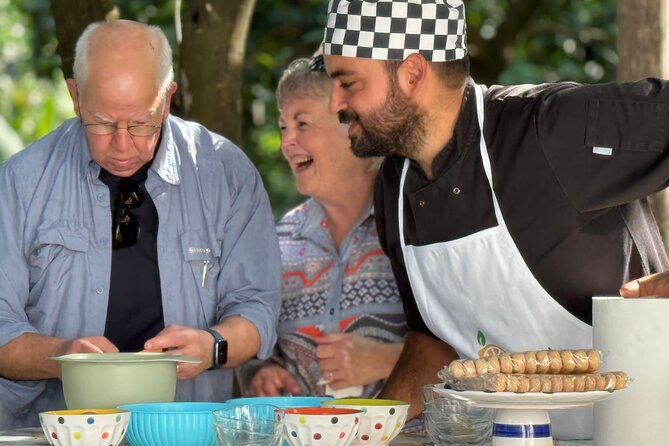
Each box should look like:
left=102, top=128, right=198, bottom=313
left=434, top=388, right=616, bottom=446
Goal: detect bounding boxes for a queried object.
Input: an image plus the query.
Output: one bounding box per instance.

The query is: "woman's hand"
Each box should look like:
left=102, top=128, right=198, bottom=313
left=315, top=333, right=403, bottom=390
left=620, top=271, right=669, bottom=298
left=248, top=363, right=301, bottom=396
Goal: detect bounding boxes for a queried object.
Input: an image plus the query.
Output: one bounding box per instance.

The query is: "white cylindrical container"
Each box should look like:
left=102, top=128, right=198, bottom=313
left=593, top=296, right=669, bottom=445
left=492, top=409, right=553, bottom=446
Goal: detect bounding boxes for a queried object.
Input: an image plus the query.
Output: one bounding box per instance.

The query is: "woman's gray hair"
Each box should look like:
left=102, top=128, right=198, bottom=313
left=276, top=57, right=332, bottom=106
left=277, top=55, right=384, bottom=173
left=72, top=21, right=174, bottom=99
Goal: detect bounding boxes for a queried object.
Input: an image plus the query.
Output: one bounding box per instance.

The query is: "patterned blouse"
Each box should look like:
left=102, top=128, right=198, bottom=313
left=241, top=198, right=408, bottom=397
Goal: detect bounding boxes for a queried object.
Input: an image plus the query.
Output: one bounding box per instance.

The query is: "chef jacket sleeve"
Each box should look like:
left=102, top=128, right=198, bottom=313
left=536, top=78, right=669, bottom=212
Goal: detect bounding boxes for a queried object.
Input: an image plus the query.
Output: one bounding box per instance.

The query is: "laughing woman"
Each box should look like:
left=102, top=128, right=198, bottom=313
left=238, top=56, right=408, bottom=398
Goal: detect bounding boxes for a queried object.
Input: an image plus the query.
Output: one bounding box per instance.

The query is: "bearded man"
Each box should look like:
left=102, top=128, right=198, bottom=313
left=321, top=0, right=669, bottom=440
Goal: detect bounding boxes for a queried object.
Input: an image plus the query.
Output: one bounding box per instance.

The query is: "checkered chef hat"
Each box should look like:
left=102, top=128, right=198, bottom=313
left=323, top=0, right=467, bottom=62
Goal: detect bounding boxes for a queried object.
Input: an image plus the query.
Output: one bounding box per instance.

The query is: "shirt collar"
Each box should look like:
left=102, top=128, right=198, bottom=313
left=150, top=116, right=181, bottom=185
left=429, top=78, right=479, bottom=178
left=292, top=198, right=376, bottom=241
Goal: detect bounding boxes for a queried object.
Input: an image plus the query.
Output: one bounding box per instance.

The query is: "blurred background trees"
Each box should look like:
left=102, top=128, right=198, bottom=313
left=0, top=0, right=619, bottom=217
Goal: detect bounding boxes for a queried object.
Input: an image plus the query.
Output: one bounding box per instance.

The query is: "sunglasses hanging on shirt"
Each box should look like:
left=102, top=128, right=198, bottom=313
left=112, top=178, right=144, bottom=250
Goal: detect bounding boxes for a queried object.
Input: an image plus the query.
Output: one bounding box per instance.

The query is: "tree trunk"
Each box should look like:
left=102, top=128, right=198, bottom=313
left=617, top=0, right=669, bottom=251
left=50, top=0, right=119, bottom=79
left=179, top=0, right=256, bottom=145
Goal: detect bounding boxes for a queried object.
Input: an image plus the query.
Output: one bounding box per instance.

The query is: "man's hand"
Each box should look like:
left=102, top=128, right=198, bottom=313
left=54, top=336, right=119, bottom=357
left=620, top=271, right=669, bottom=298
left=143, top=324, right=212, bottom=379
left=248, top=363, right=301, bottom=396
left=0, top=334, right=119, bottom=380
left=315, top=333, right=403, bottom=390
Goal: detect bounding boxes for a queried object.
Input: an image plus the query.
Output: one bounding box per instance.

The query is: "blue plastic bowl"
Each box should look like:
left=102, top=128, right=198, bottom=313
left=118, top=402, right=231, bottom=446
left=225, top=396, right=332, bottom=408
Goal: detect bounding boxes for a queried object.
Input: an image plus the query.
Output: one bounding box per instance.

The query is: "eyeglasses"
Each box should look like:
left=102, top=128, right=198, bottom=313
left=112, top=178, right=144, bottom=250
left=83, top=122, right=162, bottom=137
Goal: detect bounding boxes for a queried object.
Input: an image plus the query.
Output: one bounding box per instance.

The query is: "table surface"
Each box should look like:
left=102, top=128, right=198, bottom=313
left=0, top=427, right=593, bottom=445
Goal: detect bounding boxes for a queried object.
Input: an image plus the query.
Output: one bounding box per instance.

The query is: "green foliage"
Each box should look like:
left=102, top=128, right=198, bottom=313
left=243, top=0, right=327, bottom=217
left=0, top=0, right=73, bottom=161
left=467, top=0, right=616, bottom=84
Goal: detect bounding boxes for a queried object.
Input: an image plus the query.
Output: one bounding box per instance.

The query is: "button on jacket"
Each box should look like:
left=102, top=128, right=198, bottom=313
left=0, top=115, right=282, bottom=427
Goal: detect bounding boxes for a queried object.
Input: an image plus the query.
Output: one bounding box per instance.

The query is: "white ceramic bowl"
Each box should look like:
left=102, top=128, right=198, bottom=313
left=39, top=408, right=130, bottom=446
left=322, top=398, right=410, bottom=445
left=283, top=407, right=362, bottom=446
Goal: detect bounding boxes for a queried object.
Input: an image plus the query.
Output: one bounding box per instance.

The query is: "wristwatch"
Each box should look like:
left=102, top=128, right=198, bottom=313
left=204, top=328, right=228, bottom=369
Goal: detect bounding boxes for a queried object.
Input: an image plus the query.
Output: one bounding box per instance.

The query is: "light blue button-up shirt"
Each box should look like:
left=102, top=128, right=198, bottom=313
left=0, top=115, right=281, bottom=428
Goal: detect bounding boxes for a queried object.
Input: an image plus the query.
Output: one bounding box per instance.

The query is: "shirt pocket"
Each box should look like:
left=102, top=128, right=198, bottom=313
left=180, top=230, right=222, bottom=294
left=30, top=223, right=90, bottom=275
left=585, top=98, right=669, bottom=152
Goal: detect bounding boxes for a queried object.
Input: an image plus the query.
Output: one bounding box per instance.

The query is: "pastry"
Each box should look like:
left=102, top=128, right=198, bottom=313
left=548, top=350, right=563, bottom=374
left=449, top=361, right=466, bottom=379
left=573, top=350, right=589, bottom=373
left=517, top=375, right=530, bottom=393
left=524, top=351, right=538, bottom=374
left=536, top=350, right=550, bottom=374
left=511, top=352, right=526, bottom=374
left=560, top=350, right=576, bottom=374
left=587, top=350, right=601, bottom=373
left=486, top=355, right=501, bottom=374
left=462, top=359, right=476, bottom=377
left=499, top=354, right=513, bottom=374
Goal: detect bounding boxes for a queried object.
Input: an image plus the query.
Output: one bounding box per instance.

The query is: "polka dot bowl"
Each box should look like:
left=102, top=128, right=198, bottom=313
left=39, top=408, right=130, bottom=446
left=118, top=401, right=232, bottom=446
left=322, top=399, right=410, bottom=445
left=283, top=407, right=362, bottom=446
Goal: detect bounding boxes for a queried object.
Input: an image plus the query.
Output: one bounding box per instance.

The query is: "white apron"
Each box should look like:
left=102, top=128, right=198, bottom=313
left=398, top=84, right=593, bottom=440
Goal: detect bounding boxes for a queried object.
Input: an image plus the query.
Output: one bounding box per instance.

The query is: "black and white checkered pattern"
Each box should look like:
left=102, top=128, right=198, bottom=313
left=323, top=0, right=467, bottom=62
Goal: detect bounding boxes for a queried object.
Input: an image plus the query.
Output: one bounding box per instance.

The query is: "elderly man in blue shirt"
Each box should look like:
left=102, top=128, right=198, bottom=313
left=0, top=20, right=281, bottom=428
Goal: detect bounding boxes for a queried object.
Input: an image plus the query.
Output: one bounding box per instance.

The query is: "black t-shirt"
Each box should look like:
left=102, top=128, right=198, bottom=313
left=375, top=79, right=669, bottom=337
left=99, top=163, right=164, bottom=351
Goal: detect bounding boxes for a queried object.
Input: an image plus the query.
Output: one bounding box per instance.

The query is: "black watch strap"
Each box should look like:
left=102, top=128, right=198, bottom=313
left=204, top=328, right=228, bottom=369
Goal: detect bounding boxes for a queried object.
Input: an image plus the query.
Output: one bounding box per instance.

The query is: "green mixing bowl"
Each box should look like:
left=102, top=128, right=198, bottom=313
left=51, top=352, right=199, bottom=410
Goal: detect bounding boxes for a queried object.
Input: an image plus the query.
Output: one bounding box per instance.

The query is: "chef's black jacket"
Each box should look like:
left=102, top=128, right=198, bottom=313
left=375, top=79, right=669, bottom=337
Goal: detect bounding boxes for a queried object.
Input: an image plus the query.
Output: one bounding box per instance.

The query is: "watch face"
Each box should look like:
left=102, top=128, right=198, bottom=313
left=216, top=339, right=228, bottom=366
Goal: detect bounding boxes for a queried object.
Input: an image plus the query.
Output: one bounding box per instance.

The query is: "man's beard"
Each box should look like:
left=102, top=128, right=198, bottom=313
left=338, top=78, right=425, bottom=159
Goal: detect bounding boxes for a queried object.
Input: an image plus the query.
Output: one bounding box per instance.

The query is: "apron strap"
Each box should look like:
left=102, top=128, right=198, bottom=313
left=474, top=84, right=507, bottom=229
left=398, top=159, right=410, bottom=255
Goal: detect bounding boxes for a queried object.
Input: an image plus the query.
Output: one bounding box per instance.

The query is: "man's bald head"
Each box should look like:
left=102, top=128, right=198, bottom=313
left=72, top=20, right=174, bottom=100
